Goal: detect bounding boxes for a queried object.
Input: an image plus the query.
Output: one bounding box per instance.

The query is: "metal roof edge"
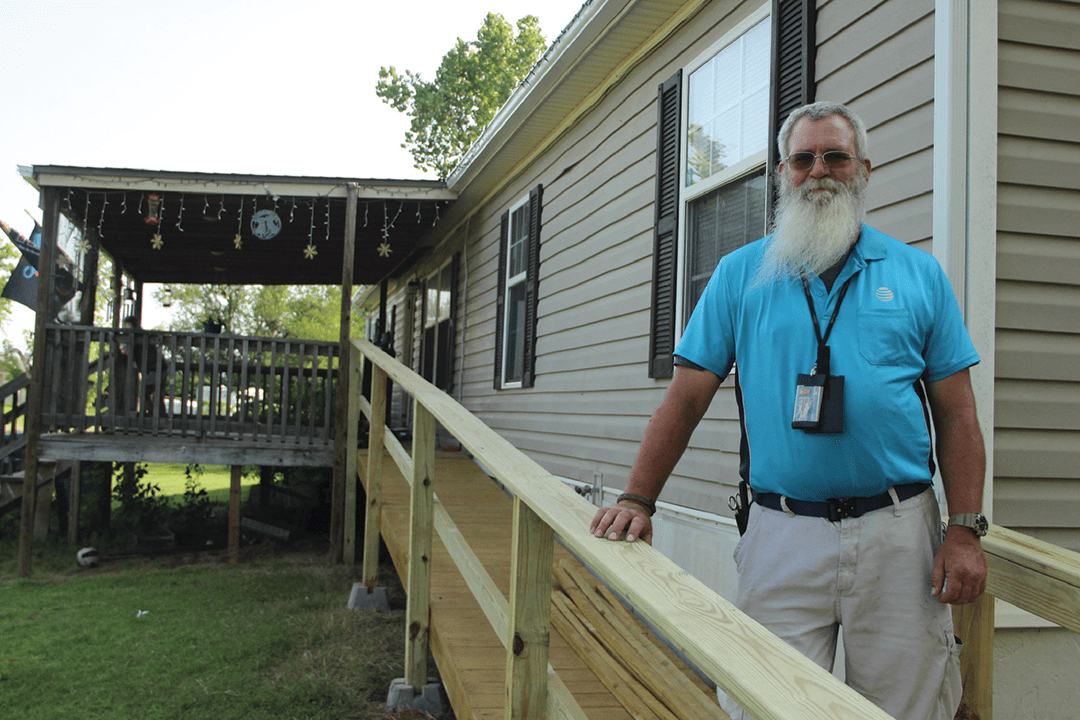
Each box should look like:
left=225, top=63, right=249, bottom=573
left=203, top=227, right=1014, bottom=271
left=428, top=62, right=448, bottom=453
left=28, top=165, right=457, bottom=201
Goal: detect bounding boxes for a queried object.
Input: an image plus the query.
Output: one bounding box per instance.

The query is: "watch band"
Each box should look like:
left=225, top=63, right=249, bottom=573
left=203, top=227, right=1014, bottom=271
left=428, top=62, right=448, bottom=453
left=948, top=513, right=988, bottom=537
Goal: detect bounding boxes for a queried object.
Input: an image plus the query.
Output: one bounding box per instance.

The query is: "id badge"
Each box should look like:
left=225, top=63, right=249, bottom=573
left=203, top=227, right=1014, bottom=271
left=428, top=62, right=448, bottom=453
left=792, top=373, right=825, bottom=429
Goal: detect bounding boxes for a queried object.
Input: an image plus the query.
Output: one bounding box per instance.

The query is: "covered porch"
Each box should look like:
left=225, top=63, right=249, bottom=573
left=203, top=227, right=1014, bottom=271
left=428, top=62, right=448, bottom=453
left=12, top=165, right=456, bottom=576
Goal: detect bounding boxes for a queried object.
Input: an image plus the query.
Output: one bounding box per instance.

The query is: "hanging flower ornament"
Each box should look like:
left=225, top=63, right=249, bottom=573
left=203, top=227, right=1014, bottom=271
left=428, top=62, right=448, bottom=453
left=303, top=243, right=318, bottom=260
left=377, top=242, right=392, bottom=258
left=234, top=234, right=243, bottom=250
left=151, top=232, right=164, bottom=250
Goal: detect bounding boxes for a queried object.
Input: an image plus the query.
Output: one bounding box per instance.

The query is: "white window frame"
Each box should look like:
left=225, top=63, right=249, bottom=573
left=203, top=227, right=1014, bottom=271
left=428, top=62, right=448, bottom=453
left=422, top=258, right=454, bottom=388
left=500, top=193, right=530, bottom=388
left=674, top=4, right=771, bottom=341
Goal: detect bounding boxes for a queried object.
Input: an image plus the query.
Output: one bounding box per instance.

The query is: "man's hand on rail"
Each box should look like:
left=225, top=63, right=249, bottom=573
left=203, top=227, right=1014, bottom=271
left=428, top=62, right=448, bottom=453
left=590, top=503, right=653, bottom=545
left=931, top=525, right=987, bottom=605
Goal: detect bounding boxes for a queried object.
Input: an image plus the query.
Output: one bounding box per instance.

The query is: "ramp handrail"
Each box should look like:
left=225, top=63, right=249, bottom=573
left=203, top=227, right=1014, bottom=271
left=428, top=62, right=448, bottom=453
left=349, top=338, right=1080, bottom=720
left=349, top=338, right=898, bottom=720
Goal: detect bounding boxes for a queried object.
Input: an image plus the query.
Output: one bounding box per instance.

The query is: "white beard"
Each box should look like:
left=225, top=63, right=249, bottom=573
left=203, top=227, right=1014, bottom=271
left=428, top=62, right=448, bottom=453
left=754, top=171, right=867, bottom=286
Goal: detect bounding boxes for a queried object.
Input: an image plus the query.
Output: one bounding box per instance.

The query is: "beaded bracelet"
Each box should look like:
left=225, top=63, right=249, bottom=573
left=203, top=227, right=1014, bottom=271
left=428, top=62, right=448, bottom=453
left=617, top=492, right=656, bottom=516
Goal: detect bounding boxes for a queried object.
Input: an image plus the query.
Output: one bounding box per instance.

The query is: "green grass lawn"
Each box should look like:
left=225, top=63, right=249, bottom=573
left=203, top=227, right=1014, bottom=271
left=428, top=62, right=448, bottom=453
left=148, top=463, right=260, bottom=504
left=0, top=542, right=412, bottom=720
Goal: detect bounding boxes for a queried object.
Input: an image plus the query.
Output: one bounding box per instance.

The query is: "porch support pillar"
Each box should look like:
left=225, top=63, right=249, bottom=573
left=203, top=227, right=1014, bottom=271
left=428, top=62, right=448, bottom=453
left=330, top=183, right=358, bottom=564
left=18, top=186, right=60, bottom=577
left=228, top=464, right=242, bottom=564
left=79, top=228, right=99, bottom=326
left=110, top=258, right=123, bottom=328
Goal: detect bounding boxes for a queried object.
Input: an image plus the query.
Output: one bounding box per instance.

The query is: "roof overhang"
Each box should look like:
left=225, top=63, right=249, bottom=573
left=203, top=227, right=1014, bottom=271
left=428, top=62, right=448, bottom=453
left=24, top=165, right=456, bottom=286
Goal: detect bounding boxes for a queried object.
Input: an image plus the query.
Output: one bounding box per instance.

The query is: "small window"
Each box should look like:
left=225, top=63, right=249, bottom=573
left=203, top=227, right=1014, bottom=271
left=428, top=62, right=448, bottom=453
left=495, top=185, right=542, bottom=389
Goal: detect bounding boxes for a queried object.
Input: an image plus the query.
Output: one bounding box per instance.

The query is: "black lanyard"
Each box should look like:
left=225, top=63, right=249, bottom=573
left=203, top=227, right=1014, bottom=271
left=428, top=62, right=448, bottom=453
left=801, top=275, right=853, bottom=377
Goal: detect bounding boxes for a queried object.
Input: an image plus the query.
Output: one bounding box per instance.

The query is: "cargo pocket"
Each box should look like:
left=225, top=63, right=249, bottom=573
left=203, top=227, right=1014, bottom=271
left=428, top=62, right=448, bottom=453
left=934, top=618, right=964, bottom=720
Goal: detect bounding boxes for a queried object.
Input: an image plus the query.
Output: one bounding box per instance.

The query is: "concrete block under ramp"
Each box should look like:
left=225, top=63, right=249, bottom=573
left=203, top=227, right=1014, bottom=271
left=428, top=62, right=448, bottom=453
left=385, top=677, right=444, bottom=715
left=346, top=582, right=389, bottom=611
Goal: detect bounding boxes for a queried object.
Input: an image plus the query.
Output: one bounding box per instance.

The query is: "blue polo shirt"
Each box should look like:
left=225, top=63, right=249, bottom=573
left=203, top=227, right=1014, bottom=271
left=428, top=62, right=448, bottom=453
left=674, top=224, right=979, bottom=501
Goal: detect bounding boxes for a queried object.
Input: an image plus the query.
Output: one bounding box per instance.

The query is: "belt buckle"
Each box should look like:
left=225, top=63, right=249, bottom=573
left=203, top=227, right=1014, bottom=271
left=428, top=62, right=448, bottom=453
left=827, top=497, right=858, bottom=522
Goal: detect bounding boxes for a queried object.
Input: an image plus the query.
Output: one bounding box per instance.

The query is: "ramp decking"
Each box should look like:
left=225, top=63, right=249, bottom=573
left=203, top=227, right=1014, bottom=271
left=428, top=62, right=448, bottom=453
left=360, top=449, right=719, bottom=720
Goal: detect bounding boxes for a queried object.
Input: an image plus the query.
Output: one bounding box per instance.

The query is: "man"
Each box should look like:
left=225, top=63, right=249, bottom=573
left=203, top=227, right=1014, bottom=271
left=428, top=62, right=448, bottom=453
left=590, top=102, right=987, bottom=720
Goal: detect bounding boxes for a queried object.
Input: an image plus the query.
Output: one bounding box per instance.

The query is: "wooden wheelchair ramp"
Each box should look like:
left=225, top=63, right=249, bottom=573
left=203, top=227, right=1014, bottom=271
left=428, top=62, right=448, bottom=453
left=360, top=449, right=721, bottom=720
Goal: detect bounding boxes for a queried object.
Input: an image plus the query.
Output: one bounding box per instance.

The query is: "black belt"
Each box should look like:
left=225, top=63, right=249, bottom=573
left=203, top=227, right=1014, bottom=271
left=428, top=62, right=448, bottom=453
left=753, top=483, right=930, bottom=522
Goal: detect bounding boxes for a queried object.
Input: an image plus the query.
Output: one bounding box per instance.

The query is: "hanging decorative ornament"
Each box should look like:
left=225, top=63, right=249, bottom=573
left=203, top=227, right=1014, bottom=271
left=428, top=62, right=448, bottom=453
left=236, top=195, right=245, bottom=241
left=145, top=193, right=162, bottom=225
left=324, top=196, right=331, bottom=244
left=377, top=242, right=392, bottom=258
left=251, top=209, right=282, bottom=240
left=151, top=232, right=164, bottom=250
left=97, top=193, right=109, bottom=238
left=176, top=193, right=186, bottom=232
left=234, top=234, right=243, bottom=250
left=303, top=243, right=318, bottom=260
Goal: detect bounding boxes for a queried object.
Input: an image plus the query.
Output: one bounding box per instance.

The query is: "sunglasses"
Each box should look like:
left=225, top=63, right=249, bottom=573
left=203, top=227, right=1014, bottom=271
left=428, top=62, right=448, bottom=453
left=784, top=151, right=859, bottom=172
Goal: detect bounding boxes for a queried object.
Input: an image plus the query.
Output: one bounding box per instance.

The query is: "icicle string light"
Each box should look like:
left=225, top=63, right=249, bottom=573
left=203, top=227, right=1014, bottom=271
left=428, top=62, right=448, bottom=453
left=176, top=194, right=185, bottom=232
left=324, top=196, right=330, bottom=242
left=217, top=195, right=225, bottom=221
left=97, top=193, right=108, bottom=238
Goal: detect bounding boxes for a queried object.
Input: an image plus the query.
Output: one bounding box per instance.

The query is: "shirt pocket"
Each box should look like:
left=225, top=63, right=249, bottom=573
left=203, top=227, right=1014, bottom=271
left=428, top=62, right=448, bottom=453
left=857, top=309, right=912, bottom=366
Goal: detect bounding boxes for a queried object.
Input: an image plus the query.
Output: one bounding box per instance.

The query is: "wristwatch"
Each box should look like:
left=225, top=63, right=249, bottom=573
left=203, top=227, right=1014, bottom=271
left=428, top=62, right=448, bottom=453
left=948, top=513, right=989, bottom=538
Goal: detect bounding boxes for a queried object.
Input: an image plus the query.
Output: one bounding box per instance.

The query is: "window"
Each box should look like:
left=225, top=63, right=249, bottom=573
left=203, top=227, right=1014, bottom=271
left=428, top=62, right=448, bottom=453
left=648, top=1, right=816, bottom=378
left=680, top=12, right=771, bottom=328
left=421, top=256, right=458, bottom=392
left=495, top=185, right=542, bottom=389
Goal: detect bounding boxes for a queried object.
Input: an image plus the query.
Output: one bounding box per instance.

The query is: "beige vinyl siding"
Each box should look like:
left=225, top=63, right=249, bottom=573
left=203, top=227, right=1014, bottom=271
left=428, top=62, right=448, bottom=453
left=412, top=0, right=942, bottom=514
left=995, top=0, right=1080, bottom=552
left=454, top=0, right=768, bottom=512
left=816, top=0, right=936, bottom=243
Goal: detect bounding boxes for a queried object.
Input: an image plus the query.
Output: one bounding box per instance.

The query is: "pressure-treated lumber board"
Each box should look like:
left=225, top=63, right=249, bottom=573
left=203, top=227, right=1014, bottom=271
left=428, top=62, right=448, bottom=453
left=404, top=403, right=436, bottom=689
left=507, top=497, right=555, bottom=720
left=355, top=339, right=892, bottom=720
left=554, top=560, right=720, bottom=720
left=982, top=523, right=1080, bottom=632
left=364, top=450, right=627, bottom=720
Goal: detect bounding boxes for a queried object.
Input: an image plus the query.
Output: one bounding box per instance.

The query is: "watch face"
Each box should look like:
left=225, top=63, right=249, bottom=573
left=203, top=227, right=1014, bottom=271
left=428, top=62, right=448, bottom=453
left=251, top=209, right=282, bottom=240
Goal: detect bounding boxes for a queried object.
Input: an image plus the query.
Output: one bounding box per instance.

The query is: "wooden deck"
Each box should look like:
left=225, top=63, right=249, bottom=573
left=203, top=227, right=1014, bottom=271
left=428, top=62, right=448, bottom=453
left=361, top=449, right=719, bottom=720
left=37, top=429, right=334, bottom=467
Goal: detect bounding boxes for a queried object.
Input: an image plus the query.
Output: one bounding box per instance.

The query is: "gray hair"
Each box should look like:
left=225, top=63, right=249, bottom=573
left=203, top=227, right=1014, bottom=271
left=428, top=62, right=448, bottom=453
left=777, top=101, right=868, bottom=160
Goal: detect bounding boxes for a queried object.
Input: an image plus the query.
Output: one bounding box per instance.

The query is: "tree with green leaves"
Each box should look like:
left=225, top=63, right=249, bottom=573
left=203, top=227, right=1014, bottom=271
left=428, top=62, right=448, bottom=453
left=151, top=284, right=362, bottom=341
left=376, top=12, right=548, bottom=178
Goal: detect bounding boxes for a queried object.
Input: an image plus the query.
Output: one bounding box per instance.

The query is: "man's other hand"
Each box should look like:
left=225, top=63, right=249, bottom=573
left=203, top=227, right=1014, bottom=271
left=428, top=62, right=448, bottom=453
left=931, top=525, right=988, bottom=604
left=590, top=503, right=653, bottom=545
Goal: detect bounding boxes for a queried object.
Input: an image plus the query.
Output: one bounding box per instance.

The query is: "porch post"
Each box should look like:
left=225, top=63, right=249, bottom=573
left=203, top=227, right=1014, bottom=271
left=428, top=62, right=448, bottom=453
left=110, top=258, right=123, bottom=328
left=78, top=228, right=99, bottom=326
left=133, top=280, right=144, bottom=326
left=330, top=183, right=358, bottom=563
left=18, top=186, right=60, bottom=577
left=228, top=464, right=242, bottom=564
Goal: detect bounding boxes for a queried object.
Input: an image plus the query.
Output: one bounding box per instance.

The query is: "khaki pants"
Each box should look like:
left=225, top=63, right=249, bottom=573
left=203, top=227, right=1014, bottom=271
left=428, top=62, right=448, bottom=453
left=718, top=487, right=962, bottom=720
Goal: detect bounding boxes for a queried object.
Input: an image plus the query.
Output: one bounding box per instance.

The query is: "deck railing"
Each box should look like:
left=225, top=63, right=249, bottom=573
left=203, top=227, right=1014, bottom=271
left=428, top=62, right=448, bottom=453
left=349, top=338, right=1080, bottom=720
left=42, top=325, right=338, bottom=444
left=0, top=374, right=30, bottom=476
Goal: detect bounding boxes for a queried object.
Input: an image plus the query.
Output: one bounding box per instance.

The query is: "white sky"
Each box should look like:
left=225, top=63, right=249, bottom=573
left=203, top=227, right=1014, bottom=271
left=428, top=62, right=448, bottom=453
left=0, top=0, right=586, bottom=348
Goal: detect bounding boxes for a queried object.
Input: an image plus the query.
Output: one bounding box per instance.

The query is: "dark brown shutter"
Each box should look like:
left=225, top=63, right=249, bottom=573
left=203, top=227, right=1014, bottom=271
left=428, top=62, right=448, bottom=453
left=522, top=184, right=543, bottom=388
left=494, top=210, right=509, bottom=389
left=767, top=0, right=817, bottom=218
left=648, top=70, right=682, bottom=379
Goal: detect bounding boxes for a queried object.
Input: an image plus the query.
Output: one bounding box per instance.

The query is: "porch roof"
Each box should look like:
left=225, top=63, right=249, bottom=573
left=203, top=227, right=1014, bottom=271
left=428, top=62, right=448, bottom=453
left=23, top=165, right=456, bottom=286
